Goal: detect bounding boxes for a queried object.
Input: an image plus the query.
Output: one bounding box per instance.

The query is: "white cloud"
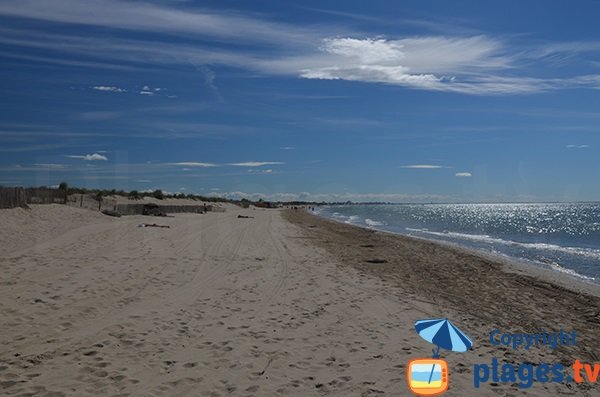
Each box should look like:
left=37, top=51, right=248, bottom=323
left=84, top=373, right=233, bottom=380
left=293, top=36, right=547, bottom=94
left=171, top=162, right=217, bottom=167
left=401, top=164, right=443, bottom=169
left=246, top=168, right=276, bottom=174
left=141, top=85, right=163, bottom=92
left=92, top=85, right=126, bottom=93
left=566, top=144, right=590, bottom=148
left=0, top=0, right=317, bottom=46
left=280, top=146, right=296, bottom=150
left=229, top=161, right=284, bottom=167
left=455, top=172, right=472, bottom=177
left=197, top=65, right=223, bottom=102
left=67, top=153, right=108, bottom=161
left=33, top=163, right=65, bottom=169
left=268, top=37, right=600, bottom=94
left=4, top=2, right=600, bottom=95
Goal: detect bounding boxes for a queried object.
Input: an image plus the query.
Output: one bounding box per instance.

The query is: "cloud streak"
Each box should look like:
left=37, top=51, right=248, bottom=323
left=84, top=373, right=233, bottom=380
left=0, top=0, right=320, bottom=46
left=67, top=153, right=108, bottom=161
left=167, top=161, right=284, bottom=168
left=170, top=162, right=217, bottom=167
left=2, top=2, right=600, bottom=94
left=401, top=164, right=443, bottom=169
left=92, top=85, right=126, bottom=92
left=33, top=163, right=66, bottom=169
left=294, top=37, right=584, bottom=94
left=197, top=65, right=224, bottom=102
left=229, top=161, right=284, bottom=167
left=566, top=144, right=590, bottom=148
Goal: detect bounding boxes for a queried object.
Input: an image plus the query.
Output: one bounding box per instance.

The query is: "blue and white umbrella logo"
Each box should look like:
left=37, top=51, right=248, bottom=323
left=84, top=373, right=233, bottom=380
left=415, top=318, right=473, bottom=356
left=414, top=318, right=473, bottom=384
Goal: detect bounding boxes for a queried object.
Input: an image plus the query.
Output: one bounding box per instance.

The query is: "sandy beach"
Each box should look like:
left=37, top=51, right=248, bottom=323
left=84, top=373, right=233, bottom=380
left=1, top=205, right=599, bottom=396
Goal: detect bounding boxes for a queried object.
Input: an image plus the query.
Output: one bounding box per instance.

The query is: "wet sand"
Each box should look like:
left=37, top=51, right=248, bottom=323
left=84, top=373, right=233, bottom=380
left=284, top=209, right=600, bottom=396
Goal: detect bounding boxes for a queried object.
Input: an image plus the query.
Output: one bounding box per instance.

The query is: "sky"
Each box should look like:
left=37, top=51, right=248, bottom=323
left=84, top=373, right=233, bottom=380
left=0, top=0, right=599, bottom=202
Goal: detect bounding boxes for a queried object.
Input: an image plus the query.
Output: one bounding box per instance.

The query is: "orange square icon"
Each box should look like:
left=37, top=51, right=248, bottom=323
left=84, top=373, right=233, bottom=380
left=406, top=358, right=449, bottom=396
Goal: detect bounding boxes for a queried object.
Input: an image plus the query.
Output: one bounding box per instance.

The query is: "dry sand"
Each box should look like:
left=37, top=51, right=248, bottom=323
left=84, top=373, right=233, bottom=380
left=1, top=205, right=599, bottom=396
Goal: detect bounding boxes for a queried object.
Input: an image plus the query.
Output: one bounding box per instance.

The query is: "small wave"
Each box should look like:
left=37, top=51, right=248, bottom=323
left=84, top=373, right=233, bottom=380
left=365, top=218, right=384, bottom=227
left=345, top=215, right=361, bottom=224
left=406, top=229, right=600, bottom=259
left=546, top=261, right=596, bottom=281
left=331, top=212, right=350, bottom=220
left=406, top=227, right=428, bottom=232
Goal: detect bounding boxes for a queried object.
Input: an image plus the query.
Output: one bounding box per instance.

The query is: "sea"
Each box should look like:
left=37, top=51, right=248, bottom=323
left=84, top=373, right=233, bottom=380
left=315, top=203, right=600, bottom=283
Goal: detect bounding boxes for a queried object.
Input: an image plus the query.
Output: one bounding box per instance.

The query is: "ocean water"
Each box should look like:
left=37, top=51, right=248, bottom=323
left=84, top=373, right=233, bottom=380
left=315, top=203, right=600, bottom=283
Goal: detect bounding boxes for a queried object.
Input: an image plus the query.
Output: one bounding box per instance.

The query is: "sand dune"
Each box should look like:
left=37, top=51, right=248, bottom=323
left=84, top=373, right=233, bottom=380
left=1, top=205, right=598, bottom=396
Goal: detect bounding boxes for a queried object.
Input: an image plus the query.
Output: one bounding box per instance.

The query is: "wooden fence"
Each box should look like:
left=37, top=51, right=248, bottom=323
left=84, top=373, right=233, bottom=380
left=0, top=187, right=66, bottom=209
left=0, top=187, right=28, bottom=209
left=1, top=187, right=227, bottom=214
left=25, top=188, right=66, bottom=204
left=115, top=203, right=224, bottom=215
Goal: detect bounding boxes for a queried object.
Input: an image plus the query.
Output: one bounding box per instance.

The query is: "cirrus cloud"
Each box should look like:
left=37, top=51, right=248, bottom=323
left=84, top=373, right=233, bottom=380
left=66, top=153, right=108, bottom=161
left=566, top=144, right=590, bottom=148
left=293, top=36, right=562, bottom=94
left=401, top=164, right=443, bottom=169
left=34, top=163, right=66, bottom=169
left=455, top=172, right=472, bottom=177
left=92, top=85, right=126, bottom=93
left=229, top=161, right=284, bottom=167
left=170, top=162, right=217, bottom=167
left=2, top=1, right=600, bottom=98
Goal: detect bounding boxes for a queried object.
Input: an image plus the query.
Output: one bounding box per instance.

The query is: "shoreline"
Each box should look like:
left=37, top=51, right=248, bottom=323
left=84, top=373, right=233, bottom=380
left=313, top=209, right=600, bottom=298
left=299, top=208, right=600, bottom=299
left=284, top=209, right=600, bottom=365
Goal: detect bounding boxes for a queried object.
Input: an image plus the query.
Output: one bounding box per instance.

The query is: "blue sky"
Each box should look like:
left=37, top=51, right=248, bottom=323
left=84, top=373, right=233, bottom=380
left=0, top=0, right=599, bottom=202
